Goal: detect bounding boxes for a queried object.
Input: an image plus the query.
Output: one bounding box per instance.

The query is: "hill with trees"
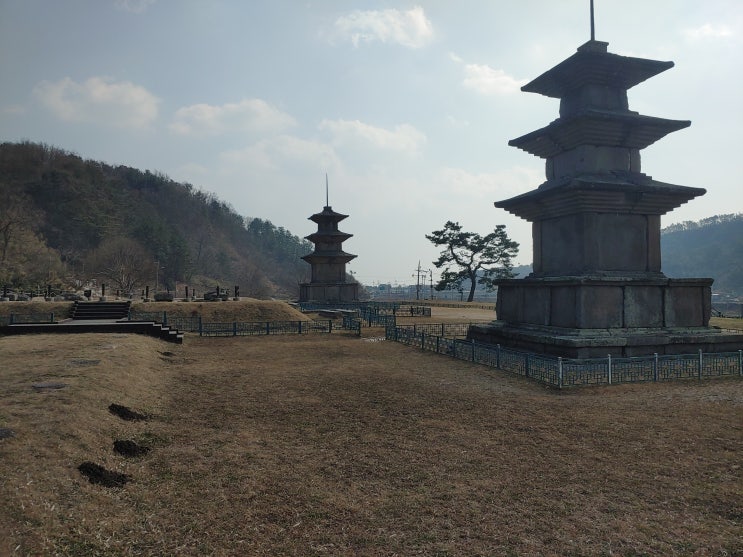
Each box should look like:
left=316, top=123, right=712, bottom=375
left=0, top=141, right=312, bottom=298
left=660, top=213, right=743, bottom=298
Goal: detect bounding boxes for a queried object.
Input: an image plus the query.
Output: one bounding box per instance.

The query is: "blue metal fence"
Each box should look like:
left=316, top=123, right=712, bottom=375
left=127, top=309, right=356, bottom=337
left=387, top=324, right=743, bottom=388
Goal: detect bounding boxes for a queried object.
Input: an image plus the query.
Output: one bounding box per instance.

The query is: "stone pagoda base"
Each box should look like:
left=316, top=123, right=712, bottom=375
left=299, top=282, right=359, bottom=304
left=467, top=276, right=743, bottom=357
left=468, top=322, right=743, bottom=358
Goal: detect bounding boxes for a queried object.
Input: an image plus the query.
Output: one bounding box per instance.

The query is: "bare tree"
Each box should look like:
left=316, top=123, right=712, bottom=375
left=87, top=237, right=155, bottom=294
left=0, top=191, right=37, bottom=265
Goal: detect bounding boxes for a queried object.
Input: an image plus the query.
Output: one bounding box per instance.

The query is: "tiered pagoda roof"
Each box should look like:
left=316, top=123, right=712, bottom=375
left=508, top=41, right=690, bottom=159
left=302, top=206, right=357, bottom=266
left=521, top=40, right=673, bottom=98
left=509, top=110, right=690, bottom=158
left=497, top=39, right=704, bottom=221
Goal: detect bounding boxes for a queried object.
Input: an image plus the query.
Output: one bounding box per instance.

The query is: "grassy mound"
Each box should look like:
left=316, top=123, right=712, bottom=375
left=0, top=299, right=311, bottom=322
left=131, top=299, right=310, bottom=322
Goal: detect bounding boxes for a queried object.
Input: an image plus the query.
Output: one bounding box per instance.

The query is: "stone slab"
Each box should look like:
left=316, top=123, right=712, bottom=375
left=468, top=322, right=743, bottom=358
left=32, top=382, right=67, bottom=391
left=496, top=276, right=713, bottom=330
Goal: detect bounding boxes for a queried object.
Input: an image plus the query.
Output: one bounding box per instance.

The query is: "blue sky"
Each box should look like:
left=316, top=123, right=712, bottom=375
left=1, top=1, right=741, bottom=286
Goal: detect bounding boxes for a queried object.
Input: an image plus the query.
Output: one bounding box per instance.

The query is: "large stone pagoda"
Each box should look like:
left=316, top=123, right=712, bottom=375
left=299, top=203, right=359, bottom=304
left=468, top=38, right=743, bottom=357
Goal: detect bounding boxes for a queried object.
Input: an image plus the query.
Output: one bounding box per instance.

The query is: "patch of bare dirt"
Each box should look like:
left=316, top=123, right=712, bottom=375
left=113, top=440, right=150, bottom=458
left=393, top=305, right=495, bottom=325
left=77, top=462, right=130, bottom=488
left=108, top=403, right=148, bottom=421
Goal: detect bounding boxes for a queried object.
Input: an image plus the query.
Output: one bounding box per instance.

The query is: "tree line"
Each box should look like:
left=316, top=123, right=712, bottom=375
left=661, top=213, right=743, bottom=296
left=0, top=141, right=312, bottom=298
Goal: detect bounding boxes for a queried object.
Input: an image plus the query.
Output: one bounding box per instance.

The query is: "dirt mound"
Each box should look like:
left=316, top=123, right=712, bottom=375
left=78, top=462, right=130, bottom=488
left=0, top=301, right=73, bottom=318
left=132, top=299, right=311, bottom=322
left=0, top=299, right=311, bottom=323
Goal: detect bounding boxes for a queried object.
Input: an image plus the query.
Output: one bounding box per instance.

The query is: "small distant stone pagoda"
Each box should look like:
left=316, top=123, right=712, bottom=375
left=469, top=21, right=743, bottom=357
left=299, top=185, right=359, bottom=304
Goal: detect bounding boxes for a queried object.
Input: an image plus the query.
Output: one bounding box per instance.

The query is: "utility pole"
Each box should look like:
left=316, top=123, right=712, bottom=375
left=428, top=269, right=434, bottom=300
left=413, top=260, right=424, bottom=300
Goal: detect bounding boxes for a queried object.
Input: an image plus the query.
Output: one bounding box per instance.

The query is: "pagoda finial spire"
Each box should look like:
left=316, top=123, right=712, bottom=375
left=590, top=0, right=595, bottom=41
left=325, top=173, right=329, bottom=207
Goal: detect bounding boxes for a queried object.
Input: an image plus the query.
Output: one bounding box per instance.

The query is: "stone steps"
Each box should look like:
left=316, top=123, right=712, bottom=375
left=71, top=301, right=131, bottom=320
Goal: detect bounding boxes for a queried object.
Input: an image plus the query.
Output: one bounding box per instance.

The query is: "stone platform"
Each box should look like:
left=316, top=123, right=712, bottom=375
left=495, top=276, right=713, bottom=329
left=468, top=321, right=743, bottom=358
left=299, top=281, right=359, bottom=304
left=468, top=275, right=743, bottom=357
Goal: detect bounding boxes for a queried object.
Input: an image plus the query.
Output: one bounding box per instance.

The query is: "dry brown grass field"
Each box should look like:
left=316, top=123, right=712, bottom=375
left=0, top=301, right=742, bottom=555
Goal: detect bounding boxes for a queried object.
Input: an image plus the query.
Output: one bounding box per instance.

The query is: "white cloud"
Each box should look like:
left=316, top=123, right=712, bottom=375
left=33, top=76, right=159, bottom=129
left=170, top=162, right=210, bottom=186
left=446, top=115, right=470, bottom=128
left=319, top=119, right=426, bottom=154
left=683, top=23, right=734, bottom=41
left=170, top=99, right=297, bottom=136
left=461, top=63, right=526, bottom=96
left=2, top=104, right=26, bottom=116
left=333, top=6, right=433, bottom=48
left=450, top=52, right=526, bottom=95
left=114, top=0, right=156, bottom=14
left=434, top=166, right=542, bottom=199
left=220, top=135, right=341, bottom=174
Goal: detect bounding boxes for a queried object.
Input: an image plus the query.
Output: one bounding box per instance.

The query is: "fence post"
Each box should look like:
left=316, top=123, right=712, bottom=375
left=163, top=311, right=167, bottom=326
left=198, top=316, right=203, bottom=336
left=525, top=353, right=530, bottom=378
left=471, top=339, right=475, bottom=362
left=233, top=322, right=237, bottom=336
left=607, top=354, right=612, bottom=385
left=266, top=322, right=270, bottom=335
left=698, top=349, right=703, bottom=380
left=558, top=357, right=563, bottom=389
left=9, top=313, right=13, bottom=325
left=441, top=323, right=445, bottom=337
left=50, top=312, right=54, bottom=323
left=421, top=332, right=425, bottom=350
left=653, top=353, right=659, bottom=382
left=436, top=336, right=440, bottom=353
left=496, top=344, right=501, bottom=368
left=328, top=320, right=332, bottom=333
